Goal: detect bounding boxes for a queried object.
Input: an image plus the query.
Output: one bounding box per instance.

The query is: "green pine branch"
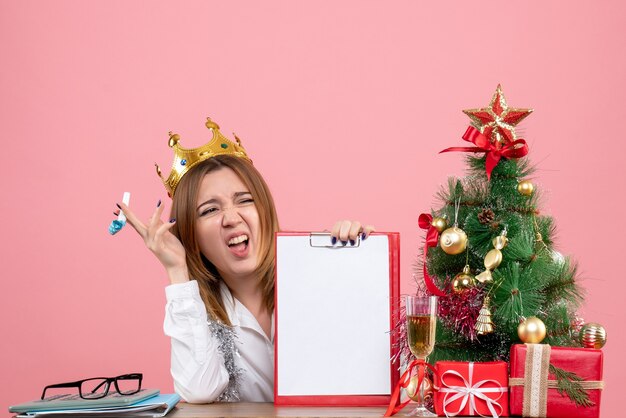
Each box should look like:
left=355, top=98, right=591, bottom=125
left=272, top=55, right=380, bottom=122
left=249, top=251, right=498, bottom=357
left=464, top=210, right=523, bottom=255
left=542, top=303, right=580, bottom=347
left=535, top=215, right=556, bottom=247
left=549, top=364, right=595, bottom=407
left=504, top=227, right=535, bottom=262
left=542, top=259, right=584, bottom=309
left=490, top=263, right=545, bottom=336
left=429, top=323, right=510, bottom=363
left=467, top=155, right=534, bottom=180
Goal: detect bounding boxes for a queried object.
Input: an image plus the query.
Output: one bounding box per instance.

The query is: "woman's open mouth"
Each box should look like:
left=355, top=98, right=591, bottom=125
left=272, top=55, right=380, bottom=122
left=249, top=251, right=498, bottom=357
left=227, top=234, right=250, bottom=257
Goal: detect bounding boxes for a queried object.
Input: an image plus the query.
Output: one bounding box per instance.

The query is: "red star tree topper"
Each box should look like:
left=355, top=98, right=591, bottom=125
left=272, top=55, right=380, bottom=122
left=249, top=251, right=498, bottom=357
left=463, top=84, right=533, bottom=147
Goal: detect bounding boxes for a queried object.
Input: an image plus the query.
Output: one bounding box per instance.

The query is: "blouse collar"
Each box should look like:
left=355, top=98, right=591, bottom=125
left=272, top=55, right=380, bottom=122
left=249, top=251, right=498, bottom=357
left=219, top=280, right=274, bottom=343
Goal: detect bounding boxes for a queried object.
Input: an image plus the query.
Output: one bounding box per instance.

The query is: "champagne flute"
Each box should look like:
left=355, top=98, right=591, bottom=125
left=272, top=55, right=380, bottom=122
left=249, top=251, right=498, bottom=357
left=405, top=295, right=437, bottom=417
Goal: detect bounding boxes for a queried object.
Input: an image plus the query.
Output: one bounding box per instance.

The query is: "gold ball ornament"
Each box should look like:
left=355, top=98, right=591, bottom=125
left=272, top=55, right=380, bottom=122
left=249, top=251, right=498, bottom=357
left=518, top=316, right=547, bottom=344
left=431, top=217, right=448, bottom=233
left=579, top=322, right=607, bottom=349
left=517, top=180, right=534, bottom=196
left=440, top=227, right=468, bottom=255
left=406, top=375, right=434, bottom=403
left=452, top=265, right=475, bottom=293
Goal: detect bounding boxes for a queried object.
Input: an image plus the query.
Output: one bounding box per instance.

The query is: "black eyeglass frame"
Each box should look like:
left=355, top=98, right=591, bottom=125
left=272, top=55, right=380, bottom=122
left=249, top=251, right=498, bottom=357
left=40, top=373, right=143, bottom=400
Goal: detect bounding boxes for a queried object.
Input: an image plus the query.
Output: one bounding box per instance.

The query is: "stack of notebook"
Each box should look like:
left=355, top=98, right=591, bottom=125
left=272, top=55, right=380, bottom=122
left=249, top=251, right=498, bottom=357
left=9, top=389, right=180, bottom=417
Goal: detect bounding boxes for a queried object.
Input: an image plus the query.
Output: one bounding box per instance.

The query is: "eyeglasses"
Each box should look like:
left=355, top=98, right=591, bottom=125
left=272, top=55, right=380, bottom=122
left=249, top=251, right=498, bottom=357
left=41, top=373, right=143, bottom=400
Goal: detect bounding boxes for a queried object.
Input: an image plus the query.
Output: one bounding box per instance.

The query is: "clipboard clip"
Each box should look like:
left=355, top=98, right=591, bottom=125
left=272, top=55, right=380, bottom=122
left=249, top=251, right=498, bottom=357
left=309, top=232, right=361, bottom=248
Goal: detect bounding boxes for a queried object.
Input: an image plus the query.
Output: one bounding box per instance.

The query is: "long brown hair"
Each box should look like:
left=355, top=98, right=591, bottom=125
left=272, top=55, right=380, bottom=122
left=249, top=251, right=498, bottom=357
left=170, top=155, right=279, bottom=325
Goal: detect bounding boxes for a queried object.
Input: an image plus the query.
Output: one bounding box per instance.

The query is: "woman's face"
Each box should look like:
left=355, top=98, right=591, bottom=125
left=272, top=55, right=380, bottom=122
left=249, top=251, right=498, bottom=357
left=194, top=167, right=261, bottom=282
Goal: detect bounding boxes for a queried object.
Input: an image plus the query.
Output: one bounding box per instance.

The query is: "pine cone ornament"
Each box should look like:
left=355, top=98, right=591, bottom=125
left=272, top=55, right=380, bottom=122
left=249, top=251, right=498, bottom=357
left=478, top=208, right=496, bottom=225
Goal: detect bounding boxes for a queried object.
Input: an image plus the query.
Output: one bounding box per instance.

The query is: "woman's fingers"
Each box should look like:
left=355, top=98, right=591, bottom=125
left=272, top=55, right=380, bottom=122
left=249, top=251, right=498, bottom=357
left=148, top=200, right=165, bottom=232
left=118, top=202, right=147, bottom=238
left=330, top=220, right=345, bottom=244
left=347, top=221, right=362, bottom=242
left=333, top=220, right=353, bottom=243
left=116, top=199, right=187, bottom=279
left=151, top=218, right=177, bottom=252
left=330, top=220, right=373, bottom=244
left=361, top=225, right=376, bottom=240
left=145, top=200, right=173, bottom=250
left=154, top=218, right=176, bottom=239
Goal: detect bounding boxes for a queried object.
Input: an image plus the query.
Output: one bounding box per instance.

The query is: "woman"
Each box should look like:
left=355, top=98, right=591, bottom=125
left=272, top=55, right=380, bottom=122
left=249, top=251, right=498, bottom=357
left=117, top=122, right=373, bottom=403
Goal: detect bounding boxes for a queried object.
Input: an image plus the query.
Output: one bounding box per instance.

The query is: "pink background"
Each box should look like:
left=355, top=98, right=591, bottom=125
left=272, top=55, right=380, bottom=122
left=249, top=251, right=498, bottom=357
left=1, top=1, right=623, bottom=415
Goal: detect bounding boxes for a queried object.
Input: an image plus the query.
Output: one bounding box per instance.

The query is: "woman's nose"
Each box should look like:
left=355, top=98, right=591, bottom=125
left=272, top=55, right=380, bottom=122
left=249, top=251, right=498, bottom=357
left=221, top=207, right=243, bottom=226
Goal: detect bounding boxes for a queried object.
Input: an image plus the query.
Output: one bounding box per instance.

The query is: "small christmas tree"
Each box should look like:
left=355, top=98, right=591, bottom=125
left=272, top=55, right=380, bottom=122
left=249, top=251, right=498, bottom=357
left=417, top=85, right=584, bottom=363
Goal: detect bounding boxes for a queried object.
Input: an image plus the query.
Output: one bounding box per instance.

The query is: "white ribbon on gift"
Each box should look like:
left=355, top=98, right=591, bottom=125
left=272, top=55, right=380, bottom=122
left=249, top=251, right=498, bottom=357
left=439, top=362, right=507, bottom=418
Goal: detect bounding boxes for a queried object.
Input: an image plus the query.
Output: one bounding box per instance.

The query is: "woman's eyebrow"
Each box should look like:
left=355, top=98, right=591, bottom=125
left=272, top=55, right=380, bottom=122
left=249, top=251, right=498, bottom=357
left=196, top=198, right=218, bottom=212
left=233, top=191, right=252, bottom=198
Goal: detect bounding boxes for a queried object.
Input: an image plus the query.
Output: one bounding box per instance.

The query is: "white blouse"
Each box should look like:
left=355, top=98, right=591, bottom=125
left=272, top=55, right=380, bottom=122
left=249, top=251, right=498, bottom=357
left=163, top=280, right=274, bottom=403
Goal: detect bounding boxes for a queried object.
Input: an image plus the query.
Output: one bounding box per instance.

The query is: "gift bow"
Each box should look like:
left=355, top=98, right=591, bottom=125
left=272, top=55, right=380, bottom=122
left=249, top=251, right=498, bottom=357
left=384, top=359, right=437, bottom=417
left=418, top=214, right=446, bottom=296
left=439, top=362, right=506, bottom=418
left=440, top=126, right=529, bottom=179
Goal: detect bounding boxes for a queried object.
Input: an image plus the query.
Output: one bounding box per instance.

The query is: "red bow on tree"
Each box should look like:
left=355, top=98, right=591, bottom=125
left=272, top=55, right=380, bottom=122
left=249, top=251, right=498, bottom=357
left=440, top=126, right=529, bottom=179
left=418, top=213, right=446, bottom=296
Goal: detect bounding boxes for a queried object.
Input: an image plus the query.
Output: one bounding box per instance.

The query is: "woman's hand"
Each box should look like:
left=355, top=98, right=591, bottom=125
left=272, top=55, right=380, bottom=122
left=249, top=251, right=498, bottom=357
left=330, top=220, right=376, bottom=245
left=117, top=200, right=190, bottom=284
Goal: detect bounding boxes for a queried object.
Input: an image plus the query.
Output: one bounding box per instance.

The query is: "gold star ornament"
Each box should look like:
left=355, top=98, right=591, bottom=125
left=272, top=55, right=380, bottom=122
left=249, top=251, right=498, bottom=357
left=463, top=84, right=533, bottom=146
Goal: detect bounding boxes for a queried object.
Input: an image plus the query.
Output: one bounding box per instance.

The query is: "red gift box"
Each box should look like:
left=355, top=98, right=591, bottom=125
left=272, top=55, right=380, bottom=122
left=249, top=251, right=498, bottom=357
left=509, top=344, right=604, bottom=418
left=434, top=361, right=509, bottom=417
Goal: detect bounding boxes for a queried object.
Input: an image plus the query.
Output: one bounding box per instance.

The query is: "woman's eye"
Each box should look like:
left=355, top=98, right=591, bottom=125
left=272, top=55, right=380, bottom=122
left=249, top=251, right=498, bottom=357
left=239, top=198, right=255, bottom=204
left=199, top=207, right=218, bottom=217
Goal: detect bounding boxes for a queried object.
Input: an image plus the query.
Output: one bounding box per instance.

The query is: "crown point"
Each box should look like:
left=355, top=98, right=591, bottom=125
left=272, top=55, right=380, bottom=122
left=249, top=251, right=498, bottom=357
left=168, top=132, right=180, bottom=148
left=206, top=118, right=220, bottom=130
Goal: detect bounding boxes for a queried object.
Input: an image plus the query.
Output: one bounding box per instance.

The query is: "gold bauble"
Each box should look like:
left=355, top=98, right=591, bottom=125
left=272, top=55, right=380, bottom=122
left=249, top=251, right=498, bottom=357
left=406, top=374, right=434, bottom=403
left=517, top=180, right=534, bottom=196
left=579, top=322, right=607, bottom=349
left=484, top=248, right=503, bottom=270
left=452, top=265, right=475, bottom=293
left=518, top=316, right=547, bottom=344
left=440, top=227, right=468, bottom=255
left=431, top=217, right=447, bottom=233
